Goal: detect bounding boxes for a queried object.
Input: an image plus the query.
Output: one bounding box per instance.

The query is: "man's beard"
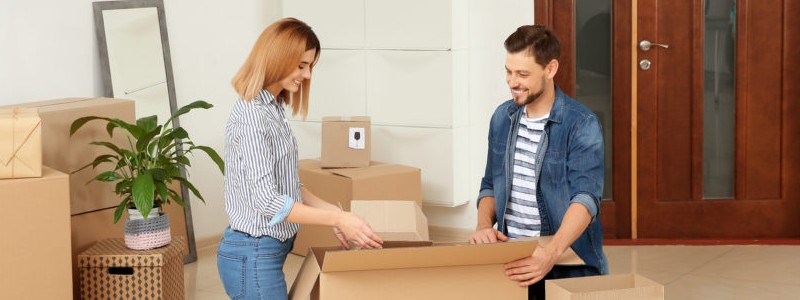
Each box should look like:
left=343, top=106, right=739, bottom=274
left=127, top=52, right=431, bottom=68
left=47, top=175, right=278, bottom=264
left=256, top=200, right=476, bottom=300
left=514, top=81, right=545, bottom=106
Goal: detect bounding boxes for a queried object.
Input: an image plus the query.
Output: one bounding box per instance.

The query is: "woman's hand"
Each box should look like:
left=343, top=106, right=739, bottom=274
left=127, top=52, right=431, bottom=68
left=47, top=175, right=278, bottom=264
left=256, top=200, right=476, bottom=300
left=334, top=212, right=383, bottom=249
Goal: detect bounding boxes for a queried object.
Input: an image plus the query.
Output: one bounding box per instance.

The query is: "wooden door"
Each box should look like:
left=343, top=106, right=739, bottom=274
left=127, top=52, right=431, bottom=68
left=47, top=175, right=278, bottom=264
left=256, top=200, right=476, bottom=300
left=636, top=0, right=800, bottom=238
left=537, top=0, right=633, bottom=239
left=538, top=0, right=800, bottom=239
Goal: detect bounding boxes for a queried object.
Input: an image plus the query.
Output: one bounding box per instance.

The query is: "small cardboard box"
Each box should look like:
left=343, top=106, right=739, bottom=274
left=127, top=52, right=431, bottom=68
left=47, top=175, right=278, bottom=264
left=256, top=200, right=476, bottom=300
left=0, top=107, right=42, bottom=178
left=321, top=116, right=370, bottom=168
left=293, top=159, right=422, bottom=255
left=289, top=237, right=585, bottom=300
left=79, top=237, right=187, bottom=300
left=4, top=98, right=136, bottom=215
left=350, top=200, right=429, bottom=241
left=546, top=273, right=665, bottom=300
left=0, top=166, right=72, bottom=299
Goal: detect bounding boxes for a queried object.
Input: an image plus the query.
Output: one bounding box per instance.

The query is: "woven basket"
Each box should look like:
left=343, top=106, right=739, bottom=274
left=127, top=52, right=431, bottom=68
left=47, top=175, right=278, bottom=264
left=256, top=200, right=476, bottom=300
left=124, top=212, right=171, bottom=250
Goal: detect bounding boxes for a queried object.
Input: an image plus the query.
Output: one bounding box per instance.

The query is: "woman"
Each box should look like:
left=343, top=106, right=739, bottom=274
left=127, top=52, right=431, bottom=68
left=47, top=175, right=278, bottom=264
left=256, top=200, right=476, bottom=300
left=217, top=18, right=383, bottom=299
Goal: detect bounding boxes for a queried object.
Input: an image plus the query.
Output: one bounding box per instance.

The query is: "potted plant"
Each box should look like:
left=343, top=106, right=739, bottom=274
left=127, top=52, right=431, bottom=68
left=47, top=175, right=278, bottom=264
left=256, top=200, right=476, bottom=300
left=70, top=100, right=224, bottom=250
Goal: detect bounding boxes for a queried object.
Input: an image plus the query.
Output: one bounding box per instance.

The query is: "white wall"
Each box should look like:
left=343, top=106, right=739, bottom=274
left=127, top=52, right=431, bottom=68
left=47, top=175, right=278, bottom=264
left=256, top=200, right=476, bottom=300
left=423, top=0, right=533, bottom=229
left=0, top=0, right=532, bottom=240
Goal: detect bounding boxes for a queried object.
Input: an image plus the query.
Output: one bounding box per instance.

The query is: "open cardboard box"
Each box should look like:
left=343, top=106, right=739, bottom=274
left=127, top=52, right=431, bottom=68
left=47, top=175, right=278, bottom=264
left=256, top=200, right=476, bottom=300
left=289, top=237, right=585, bottom=300
left=546, top=273, right=665, bottom=300
left=293, top=160, right=422, bottom=255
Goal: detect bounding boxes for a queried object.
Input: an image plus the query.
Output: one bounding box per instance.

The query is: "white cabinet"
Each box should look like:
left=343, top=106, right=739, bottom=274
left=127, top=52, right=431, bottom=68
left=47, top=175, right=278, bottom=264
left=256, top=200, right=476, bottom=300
left=285, top=0, right=469, bottom=207
left=371, top=125, right=470, bottom=207
left=366, top=50, right=467, bottom=128
left=365, top=0, right=468, bottom=50
left=282, top=0, right=365, bottom=48
left=294, top=50, right=366, bottom=121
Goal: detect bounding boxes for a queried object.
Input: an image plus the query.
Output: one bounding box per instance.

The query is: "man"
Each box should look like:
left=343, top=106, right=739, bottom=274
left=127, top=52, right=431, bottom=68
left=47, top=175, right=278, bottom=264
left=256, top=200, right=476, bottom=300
left=469, top=24, right=607, bottom=299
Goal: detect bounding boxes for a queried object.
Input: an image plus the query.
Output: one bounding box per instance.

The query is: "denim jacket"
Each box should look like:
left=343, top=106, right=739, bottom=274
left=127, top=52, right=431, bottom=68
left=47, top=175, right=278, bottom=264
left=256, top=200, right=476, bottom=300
left=478, top=85, right=608, bottom=276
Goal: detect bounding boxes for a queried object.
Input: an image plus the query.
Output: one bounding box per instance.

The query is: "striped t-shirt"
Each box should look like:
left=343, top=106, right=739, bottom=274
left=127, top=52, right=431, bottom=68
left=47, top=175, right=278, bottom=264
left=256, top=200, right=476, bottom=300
left=505, top=110, right=549, bottom=238
left=223, top=90, right=301, bottom=241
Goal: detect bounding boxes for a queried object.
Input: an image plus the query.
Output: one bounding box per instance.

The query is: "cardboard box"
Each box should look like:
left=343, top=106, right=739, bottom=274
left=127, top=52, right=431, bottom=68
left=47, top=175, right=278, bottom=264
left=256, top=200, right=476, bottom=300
left=79, top=237, right=187, bottom=300
left=5, top=98, right=136, bottom=215
left=350, top=200, right=429, bottom=241
left=321, top=116, right=370, bottom=168
left=0, top=107, right=42, bottom=178
left=0, top=166, right=72, bottom=299
left=293, top=159, right=422, bottom=255
left=546, top=273, right=665, bottom=300
left=299, top=159, right=422, bottom=210
left=289, top=237, right=585, bottom=300
left=69, top=195, right=189, bottom=299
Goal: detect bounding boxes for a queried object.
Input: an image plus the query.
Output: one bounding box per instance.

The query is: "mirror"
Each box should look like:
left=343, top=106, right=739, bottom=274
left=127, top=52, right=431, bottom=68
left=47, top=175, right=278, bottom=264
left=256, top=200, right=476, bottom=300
left=93, top=0, right=197, bottom=263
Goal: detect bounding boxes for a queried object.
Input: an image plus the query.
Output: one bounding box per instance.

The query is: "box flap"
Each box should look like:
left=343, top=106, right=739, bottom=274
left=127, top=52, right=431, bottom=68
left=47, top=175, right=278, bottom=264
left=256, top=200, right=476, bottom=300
left=320, top=239, right=538, bottom=272
left=329, top=164, right=418, bottom=180
left=518, top=236, right=586, bottom=266
left=350, top=200, right=429, bottom=240
left=288, top=248, right=324, bottom=300
left=321, top=116, right=371, bottom=122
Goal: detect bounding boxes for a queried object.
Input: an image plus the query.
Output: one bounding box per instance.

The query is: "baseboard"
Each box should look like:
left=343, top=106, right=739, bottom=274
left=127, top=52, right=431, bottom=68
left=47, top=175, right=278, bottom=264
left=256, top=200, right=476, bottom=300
left=196, top=233, right=222, bottom=252
left=604, top=238, right=800, bottom=246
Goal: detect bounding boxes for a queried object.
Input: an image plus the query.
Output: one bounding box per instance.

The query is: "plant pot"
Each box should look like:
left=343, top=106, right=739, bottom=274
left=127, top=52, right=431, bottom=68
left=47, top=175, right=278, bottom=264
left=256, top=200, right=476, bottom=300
left=124, top=208, right=171, bottom=250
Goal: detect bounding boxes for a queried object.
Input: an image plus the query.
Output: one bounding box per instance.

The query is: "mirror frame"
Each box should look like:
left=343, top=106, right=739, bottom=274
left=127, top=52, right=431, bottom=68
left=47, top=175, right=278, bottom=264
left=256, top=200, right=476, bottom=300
left=93, top=0, right=197, bottom=263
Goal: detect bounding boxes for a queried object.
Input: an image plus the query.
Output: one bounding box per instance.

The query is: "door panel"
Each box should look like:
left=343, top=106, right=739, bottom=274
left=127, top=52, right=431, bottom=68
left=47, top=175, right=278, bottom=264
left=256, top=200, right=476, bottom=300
left=539, top=0, right=799, bottom=239
left=637, top=0, right=800, bottom=238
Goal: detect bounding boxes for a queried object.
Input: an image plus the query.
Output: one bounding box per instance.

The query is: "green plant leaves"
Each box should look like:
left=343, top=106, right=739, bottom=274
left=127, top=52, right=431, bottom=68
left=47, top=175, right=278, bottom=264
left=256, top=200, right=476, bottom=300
left=70, top=99, right=224, bottom=224
left=132, top=172, right=155, bottom=219
left=190, top=145, right=225, bottom=174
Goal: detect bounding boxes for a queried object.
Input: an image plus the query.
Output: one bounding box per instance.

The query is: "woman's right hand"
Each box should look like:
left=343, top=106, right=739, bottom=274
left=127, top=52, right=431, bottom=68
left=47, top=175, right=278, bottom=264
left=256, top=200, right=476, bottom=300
left=334, top=212, right=383, bottom=249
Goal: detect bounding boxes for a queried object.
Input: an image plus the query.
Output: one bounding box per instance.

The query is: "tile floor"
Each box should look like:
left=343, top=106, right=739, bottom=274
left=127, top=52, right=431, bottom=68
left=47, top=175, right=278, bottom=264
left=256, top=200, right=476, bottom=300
left=185, top=242, right=800, bottom=299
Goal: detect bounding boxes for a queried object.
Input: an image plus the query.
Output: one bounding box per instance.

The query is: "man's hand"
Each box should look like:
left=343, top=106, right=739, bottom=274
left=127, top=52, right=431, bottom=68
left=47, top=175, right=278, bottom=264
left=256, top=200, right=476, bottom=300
left=504, top=245, right=559, bottom=287
left=468, top=227, right=509, bottom=244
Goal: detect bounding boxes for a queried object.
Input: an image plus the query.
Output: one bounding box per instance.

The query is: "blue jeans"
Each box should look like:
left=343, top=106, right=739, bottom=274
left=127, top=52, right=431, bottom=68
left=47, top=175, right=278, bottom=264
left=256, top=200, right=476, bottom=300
left=217, top=227, right=295, bottom=300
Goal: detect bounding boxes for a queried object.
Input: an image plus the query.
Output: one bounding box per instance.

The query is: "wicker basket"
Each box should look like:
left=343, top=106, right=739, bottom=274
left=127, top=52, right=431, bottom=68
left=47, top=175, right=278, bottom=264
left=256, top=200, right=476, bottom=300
left=124, top=212, right=171, bottom=250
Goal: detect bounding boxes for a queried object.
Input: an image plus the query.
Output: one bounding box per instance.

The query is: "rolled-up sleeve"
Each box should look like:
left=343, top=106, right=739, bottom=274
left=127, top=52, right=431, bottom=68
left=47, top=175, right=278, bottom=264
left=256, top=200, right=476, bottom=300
left=566, top=114, right=604, bottom=221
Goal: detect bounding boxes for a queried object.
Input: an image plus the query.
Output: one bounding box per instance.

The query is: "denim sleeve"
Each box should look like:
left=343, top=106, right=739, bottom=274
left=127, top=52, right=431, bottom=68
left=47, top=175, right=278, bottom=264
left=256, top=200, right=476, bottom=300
left=477, top=119, right=496, bottom=208
left=566, top=114, right=604, bottom=221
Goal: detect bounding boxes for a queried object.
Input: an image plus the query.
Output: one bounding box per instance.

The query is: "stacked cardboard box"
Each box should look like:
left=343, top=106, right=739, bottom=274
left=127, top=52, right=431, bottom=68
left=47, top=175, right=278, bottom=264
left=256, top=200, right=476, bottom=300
left=293, top=159, right=424, bottom=255
left=0, top=107, right=42, bottom=178
left=79, top=237, right=187, bottom=300
left=0, top=167, right=72, bottom=299
left=321, top=116, right=370, bottom=168
left=4, top=98, right=190, bottom=299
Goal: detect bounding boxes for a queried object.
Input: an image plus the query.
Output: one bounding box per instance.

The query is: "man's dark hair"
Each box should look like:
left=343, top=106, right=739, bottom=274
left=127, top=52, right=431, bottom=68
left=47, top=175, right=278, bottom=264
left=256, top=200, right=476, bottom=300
left=504, top=24, right=561, bottom=67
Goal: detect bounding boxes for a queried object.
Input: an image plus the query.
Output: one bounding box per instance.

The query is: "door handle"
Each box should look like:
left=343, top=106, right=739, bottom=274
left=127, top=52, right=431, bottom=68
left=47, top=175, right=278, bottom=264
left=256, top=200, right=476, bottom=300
left=639, top=40, right=670, bottom=51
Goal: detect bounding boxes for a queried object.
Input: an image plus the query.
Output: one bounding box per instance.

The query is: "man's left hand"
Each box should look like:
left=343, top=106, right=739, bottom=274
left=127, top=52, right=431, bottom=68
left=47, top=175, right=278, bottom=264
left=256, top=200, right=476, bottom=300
left=504, top=245, right=559, bottom=287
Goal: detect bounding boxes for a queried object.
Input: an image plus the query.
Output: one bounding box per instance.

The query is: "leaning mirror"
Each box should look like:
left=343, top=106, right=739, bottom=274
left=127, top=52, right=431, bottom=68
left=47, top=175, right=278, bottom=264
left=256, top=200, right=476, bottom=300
left=93, top=0, right=197, bottom=263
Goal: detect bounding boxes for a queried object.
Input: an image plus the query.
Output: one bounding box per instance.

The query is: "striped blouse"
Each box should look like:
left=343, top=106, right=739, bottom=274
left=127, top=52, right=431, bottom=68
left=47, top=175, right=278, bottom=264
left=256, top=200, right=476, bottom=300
left=223, top=89, right=301, bottom=241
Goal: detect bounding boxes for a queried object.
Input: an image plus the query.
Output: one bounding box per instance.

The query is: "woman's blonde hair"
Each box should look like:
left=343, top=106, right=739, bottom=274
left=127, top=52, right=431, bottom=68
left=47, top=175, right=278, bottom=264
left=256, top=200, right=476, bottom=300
left=232, top=18, right=320, bottom=118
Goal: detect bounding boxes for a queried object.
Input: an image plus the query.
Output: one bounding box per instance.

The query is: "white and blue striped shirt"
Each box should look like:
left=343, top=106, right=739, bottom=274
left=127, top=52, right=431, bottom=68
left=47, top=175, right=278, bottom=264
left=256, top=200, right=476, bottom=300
left=505, top=111, right=549, bottom=238
left=223, top=90, right=301, bottom=241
